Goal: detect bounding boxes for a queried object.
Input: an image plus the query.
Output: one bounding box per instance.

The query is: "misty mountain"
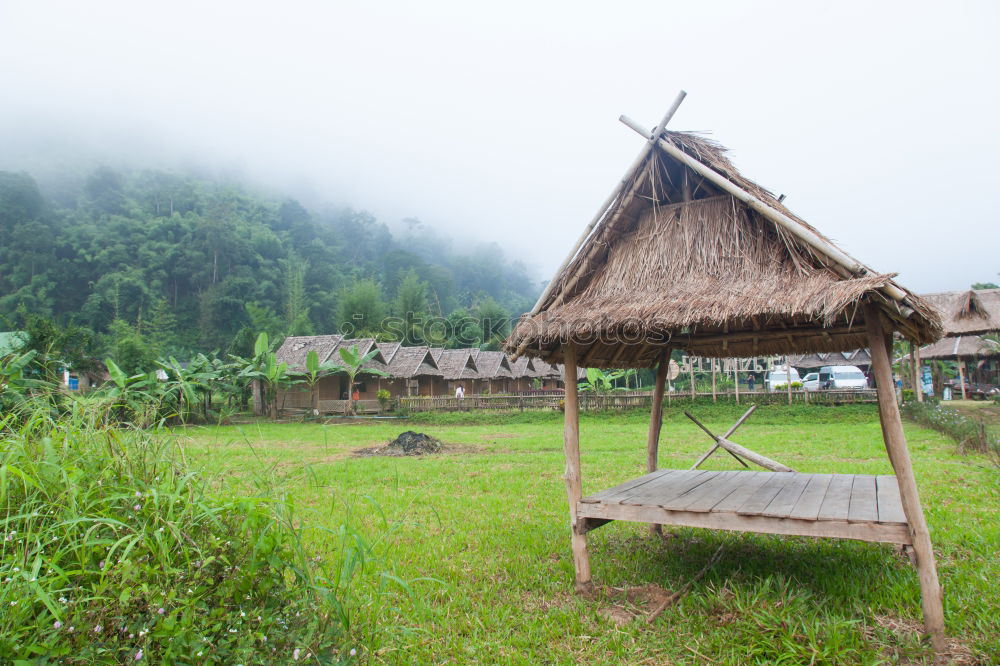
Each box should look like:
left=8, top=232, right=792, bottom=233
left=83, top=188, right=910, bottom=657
left=0, top=166, right=540, bottom=356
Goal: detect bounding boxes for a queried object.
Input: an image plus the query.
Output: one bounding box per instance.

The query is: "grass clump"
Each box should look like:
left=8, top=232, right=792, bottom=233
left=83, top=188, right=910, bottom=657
left=0, top=405, right=392, bottom=664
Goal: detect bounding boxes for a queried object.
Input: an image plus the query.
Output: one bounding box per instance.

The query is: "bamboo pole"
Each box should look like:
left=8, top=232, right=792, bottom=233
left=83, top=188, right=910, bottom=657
left=734, top=362, right=740, bottom=405
left=689, top=405, right=755, bottom=469
left=689, top=356, right=696, bottom=400
left=512, top=92, right=688, bottom=362
left=865, top=305, right=946, bottom=654
left=914, top=342, right=924, bottom=402
left=711, top=359, right=717, bottom=403
left=619, top=114, right=913, bottom=309
left=561, top=343, right=591, bottom=591
left=957, top=359, right=967, bottom=400
left=786, top=356, right=793, bottom=406
left=647, top=348, right=671, bottom=536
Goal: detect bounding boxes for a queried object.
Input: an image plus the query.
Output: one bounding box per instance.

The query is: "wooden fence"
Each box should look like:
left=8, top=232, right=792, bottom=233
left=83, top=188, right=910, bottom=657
left=398, top=389, right=877, bottom=413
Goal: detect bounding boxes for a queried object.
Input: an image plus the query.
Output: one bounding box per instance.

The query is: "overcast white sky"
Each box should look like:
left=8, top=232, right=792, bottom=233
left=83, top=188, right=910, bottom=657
left=1, top=0, right=997, bottom=293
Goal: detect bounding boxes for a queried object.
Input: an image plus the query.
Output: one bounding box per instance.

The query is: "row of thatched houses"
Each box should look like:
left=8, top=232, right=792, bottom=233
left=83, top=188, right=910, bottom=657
left=274, top=335, right=584, bottom=412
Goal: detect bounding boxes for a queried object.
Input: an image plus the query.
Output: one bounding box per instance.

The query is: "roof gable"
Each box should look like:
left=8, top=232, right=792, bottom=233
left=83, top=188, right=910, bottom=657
left=431, top=348, right=480, bottom=380
left=386, top=345, right=441, bottom=378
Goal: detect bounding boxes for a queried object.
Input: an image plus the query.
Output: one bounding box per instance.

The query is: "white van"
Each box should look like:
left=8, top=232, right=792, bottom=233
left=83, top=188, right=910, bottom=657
left=818, top=365, right=868, bottom=390
left=765, top=366, right=801, bottom=392
left=801, top=372, right=820, bottom=391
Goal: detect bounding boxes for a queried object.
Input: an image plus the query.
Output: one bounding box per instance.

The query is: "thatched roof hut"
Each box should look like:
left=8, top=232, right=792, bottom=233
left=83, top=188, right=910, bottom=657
left=507, top=94, right=946, bottom=653
left=916, top=334, right=1000, bottom=361
left=506, top=132, right=941, bottom=366
left=921, top=289, right=1000, bottom=337
left=430, top=348, right=480, bottom=380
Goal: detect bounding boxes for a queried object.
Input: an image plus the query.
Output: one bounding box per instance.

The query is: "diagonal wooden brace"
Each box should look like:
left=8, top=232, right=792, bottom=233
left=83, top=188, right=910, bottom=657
left=688, top=406, right=756, bottom=469
left=686, top=408, right=795, bottom=473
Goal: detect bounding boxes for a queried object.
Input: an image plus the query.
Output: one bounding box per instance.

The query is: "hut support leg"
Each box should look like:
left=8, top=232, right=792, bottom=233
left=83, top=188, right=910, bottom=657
left=866, top=306, right=946, bottom=655
left=711, top=360, right=717, bottom=403
left=562, top=344, right=591, bottom=591
left=647, top=348, right=671, bottom=535
left=913, top=341, right=924, bottom=402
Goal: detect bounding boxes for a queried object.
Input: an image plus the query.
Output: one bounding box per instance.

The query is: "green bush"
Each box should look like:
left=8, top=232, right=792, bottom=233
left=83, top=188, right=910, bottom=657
left=0, top=404, right=406, bottom=663
left=901, top=400, right=998, bottom=464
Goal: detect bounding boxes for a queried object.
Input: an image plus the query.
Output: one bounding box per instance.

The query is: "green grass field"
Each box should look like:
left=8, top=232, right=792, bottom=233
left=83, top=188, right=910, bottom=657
left=174, top=404, right=998, bottom=664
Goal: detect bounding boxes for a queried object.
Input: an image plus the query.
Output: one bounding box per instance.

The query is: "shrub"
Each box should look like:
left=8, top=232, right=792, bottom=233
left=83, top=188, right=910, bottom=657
left=901, top=400, right=999, bottom=464
left=0, top=405, right=407, bottom=663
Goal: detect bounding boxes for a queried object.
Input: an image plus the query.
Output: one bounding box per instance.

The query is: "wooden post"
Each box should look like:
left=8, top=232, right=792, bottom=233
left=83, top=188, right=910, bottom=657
left=689, top=356, right=696, bottom=400
left=957, top=359, right=967, bottom=400
left=711, top=358, right=717, bottom=403
left=786, top=356, right=793, bottom=405
left=647, top=348, right=671, bottom=536
left=865, top=305, right=946, bottom=654
left=912, top=341, right=924, bottom=402
left=561, top=343, right=591, bottom=591
left=734, top=362, right=740, bottom=405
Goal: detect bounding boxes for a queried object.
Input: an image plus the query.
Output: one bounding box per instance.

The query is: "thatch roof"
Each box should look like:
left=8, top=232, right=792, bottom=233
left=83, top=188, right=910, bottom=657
left=917, top=335, right=1000, bottom=361
left=472, top=350, right=514, bottom=379
left=789, top=349, right=872, bottom=369
left=385, top=345, right=441, bottom=378
left=510, top=355, right=534, bottom=378
left=377, top=341, right=402, bottom=365
left=921, top=290, right=1000, bottom=337
left=276, top=335, right=343, bottom=372
left=276, top=336, right=392, bottom=375
left=505, top=127, right=941, bottom=368
left=430, top=348, right=480, bottom=380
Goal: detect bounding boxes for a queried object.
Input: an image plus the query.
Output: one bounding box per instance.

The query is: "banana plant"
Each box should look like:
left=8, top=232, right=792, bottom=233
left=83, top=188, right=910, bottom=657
left=577, top=367, right=628, bottom=393
left=235, top=333, right=292, bottom=419
left=103, top=358, right=159, bottom=425
left=301, top=349, right=340, bottom=418
left=326, top=344, right=389, bottom=416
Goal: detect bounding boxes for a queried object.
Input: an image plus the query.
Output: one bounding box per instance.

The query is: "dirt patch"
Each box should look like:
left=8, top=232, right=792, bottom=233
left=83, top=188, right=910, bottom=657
left=354, top=431, right=443, bottom=457
left=585, top=583, right=675, bottom=626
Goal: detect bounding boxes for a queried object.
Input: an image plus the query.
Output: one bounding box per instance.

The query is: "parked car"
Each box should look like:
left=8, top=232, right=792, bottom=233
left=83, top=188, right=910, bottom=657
left=818, top=365, right=868, bottom=390
left=801, top=372, right=820, bottom=391
left=765, top=366, right=801, bottom=392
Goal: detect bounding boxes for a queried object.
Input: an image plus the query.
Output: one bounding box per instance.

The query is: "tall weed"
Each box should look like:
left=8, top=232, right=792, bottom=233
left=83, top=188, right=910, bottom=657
left=0, top=404, right=412, bottom=663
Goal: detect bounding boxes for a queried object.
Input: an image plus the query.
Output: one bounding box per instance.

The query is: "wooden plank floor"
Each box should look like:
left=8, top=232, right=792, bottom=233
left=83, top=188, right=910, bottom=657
left=578, top=470, right=911, bottom=544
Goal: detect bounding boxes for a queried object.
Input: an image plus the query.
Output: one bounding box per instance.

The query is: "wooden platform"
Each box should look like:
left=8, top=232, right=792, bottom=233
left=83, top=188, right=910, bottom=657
left=578, top=470, right=911, bottom=544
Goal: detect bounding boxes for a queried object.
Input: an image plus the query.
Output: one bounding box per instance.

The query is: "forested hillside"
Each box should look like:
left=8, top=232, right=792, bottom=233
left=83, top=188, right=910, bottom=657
left=0, top=167, right=539, bottom=364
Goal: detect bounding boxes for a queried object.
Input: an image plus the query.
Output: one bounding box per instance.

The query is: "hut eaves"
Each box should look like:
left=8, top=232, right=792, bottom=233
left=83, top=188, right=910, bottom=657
left=917, top=335, right=1000, bottom=360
